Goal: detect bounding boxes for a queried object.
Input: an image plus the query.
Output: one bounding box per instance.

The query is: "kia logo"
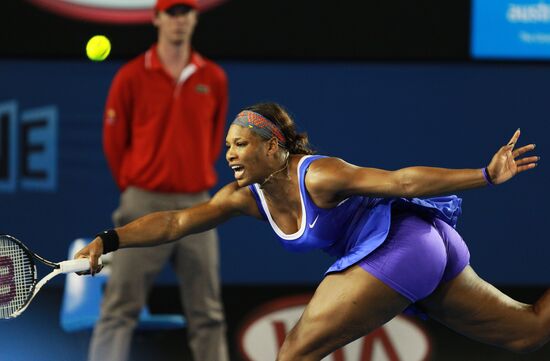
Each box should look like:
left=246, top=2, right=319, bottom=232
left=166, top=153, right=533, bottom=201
left=26, top=0, right=227, bottom=24
left=237, top=294, right=432, bottom=361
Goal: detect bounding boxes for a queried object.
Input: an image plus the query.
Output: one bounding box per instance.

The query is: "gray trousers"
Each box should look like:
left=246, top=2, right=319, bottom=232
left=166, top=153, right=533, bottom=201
left=88, top=187, right=229, bottom=361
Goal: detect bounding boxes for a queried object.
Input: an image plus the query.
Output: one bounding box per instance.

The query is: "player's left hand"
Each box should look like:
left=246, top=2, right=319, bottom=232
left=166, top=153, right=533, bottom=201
left=486, top=129, right=539, bottom=185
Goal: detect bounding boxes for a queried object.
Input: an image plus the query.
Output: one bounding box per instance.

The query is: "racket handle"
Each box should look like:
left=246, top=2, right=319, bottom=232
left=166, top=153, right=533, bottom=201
left=59, top=258, right=102, bottom=273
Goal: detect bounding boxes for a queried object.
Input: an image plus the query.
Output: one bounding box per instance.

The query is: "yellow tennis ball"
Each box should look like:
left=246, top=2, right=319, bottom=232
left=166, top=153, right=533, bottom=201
left=86, top=35, right=111, bottom=61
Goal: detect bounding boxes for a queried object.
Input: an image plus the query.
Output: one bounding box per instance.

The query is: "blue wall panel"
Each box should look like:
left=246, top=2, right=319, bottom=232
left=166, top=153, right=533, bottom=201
left=0, top=60, right=548, bottom=284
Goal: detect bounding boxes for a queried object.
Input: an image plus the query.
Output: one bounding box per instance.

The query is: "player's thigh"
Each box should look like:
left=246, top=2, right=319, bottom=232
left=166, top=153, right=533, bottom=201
left=419, top=266, right=534, bottom=348
left=283, top=265, right=410, bottom=358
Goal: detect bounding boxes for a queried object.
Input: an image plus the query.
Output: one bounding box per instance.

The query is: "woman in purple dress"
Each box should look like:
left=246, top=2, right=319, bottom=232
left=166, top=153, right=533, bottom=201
left=77, top=103, right=549, bottom=360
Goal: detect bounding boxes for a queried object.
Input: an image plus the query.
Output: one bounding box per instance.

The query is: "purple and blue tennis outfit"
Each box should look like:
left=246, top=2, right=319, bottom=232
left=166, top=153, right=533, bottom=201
left=248, top=155, right=470, bottom=303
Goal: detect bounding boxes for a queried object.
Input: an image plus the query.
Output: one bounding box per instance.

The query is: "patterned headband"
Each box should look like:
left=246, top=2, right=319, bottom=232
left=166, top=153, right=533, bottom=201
left=232, top=110, right=286, bottom=146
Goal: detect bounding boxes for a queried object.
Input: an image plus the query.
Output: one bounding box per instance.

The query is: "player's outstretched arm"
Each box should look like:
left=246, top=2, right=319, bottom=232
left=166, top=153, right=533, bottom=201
left=75, top=182, right=255, bottom=273
left=306, top=129, right=538, bottom=206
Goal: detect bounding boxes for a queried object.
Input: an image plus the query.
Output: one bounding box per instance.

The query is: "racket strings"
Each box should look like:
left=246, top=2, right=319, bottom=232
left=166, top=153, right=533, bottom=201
left=0, top=236, right=35, bottom=318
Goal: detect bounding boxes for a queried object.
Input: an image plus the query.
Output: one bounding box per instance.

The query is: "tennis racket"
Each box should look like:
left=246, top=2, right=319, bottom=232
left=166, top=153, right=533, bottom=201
left=0, top=234, right=100, bottom=319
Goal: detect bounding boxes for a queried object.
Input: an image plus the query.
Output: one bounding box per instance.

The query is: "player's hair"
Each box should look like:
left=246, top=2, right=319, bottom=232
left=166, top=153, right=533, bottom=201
left=243, top=103, right=315, bottom=155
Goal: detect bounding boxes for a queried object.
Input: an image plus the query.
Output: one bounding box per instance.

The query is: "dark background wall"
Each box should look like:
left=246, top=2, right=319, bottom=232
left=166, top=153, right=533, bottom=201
left=1, top=0, right=469, bottom=60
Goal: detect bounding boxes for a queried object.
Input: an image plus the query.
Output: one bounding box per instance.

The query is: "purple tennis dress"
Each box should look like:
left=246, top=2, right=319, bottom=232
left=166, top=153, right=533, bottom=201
left=248, top=155, right=470, bottom=302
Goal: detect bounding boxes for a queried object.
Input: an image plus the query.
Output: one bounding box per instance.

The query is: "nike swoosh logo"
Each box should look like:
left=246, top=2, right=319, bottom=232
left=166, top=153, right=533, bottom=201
left=309, top=215, right=319, bottom=228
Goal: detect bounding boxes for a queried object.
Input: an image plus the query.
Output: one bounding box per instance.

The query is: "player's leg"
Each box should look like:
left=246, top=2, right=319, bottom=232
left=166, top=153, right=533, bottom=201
left=277, top=266, right=410, bottom=361
left=418, top=217, right=550, bottom=352
left=278, top=212, right=449, bottom=360
left=173, top=192, right=229, bottom=361
left=420, top=266, right=550, bottom=352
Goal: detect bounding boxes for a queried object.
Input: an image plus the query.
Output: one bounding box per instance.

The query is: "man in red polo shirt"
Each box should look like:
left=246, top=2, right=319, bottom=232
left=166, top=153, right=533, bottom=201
left=88, top=0, right=229, bottom=360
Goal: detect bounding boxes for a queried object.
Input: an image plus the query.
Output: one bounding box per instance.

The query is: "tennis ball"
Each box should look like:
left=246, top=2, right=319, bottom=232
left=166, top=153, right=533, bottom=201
left=86, top=35, right=111, bottom=61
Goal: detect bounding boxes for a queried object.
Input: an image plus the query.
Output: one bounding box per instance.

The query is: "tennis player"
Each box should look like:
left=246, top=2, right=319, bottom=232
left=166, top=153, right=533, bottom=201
left=77, top=102, right=549, bottom=360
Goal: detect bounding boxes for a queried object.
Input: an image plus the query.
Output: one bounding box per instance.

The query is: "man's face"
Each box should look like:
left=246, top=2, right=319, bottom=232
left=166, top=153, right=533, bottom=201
left=154, top=5, right=198, bottom=45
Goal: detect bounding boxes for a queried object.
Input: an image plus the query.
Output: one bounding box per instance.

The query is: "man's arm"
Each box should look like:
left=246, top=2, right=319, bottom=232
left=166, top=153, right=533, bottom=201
left=210, top=67, right=229, bottom=163
left=103, top=70, right=132, bottom=189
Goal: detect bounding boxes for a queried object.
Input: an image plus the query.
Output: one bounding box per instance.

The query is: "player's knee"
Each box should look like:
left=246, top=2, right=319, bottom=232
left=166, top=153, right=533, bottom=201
left=277, top=335, right=316, bottom=361
left=276, top=322, right=331, bottom=360
left=504, top=327, right=548, bottom=353
left=276, top=338, right=296, bottom=361
left=506, top=338, right=543, bottom=353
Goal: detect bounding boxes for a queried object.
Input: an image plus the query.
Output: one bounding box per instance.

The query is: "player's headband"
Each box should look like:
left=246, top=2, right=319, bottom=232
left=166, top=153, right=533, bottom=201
left=232, top=111, right=287, bottom=146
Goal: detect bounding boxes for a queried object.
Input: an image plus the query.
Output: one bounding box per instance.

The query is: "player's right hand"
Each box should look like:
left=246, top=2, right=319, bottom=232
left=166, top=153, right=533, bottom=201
left=74, top=237, right=104, bottom=275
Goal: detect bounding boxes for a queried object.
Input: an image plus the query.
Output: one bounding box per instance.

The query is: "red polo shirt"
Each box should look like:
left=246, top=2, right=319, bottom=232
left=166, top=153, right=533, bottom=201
left=103, top=45, right=228, bottom=193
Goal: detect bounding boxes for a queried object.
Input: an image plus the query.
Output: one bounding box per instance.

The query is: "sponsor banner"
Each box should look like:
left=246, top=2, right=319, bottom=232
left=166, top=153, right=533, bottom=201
left=26, top=0, right=227, bottom=24
left=472, top=0, right=550, bottom=59
left=237, top=294, right=431, bottom=361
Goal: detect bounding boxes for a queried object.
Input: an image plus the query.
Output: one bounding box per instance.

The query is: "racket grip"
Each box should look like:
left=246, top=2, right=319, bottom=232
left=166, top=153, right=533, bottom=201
left=59, top=258, right=102, bottom=273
